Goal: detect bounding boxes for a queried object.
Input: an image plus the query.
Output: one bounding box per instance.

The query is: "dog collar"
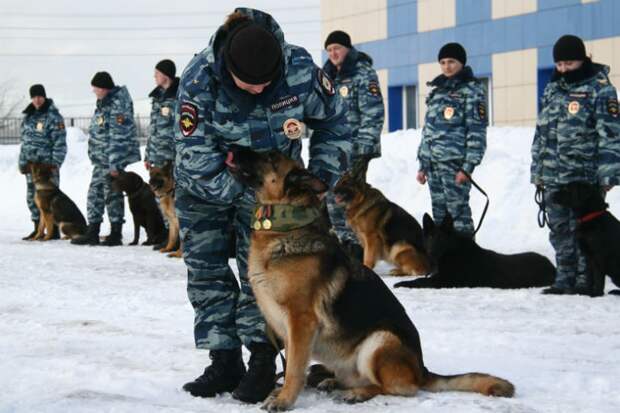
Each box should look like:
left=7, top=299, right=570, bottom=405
left=577, top=210, right=606, bottom=224
left=252, top=204, right=322, bottom=232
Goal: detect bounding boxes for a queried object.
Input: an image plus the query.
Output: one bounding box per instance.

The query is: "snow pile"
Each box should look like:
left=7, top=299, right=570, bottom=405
left=1, top=127, right=619, bottom=413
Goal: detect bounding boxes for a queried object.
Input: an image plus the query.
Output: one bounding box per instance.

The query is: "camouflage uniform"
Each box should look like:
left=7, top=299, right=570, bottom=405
left=323, top=47, right=384, bottom=243
left=86, top=86, right=141, bottom=224
left=19, top=99, right=66, bottom=221
left=145, top=78, right=179, bottom=167
left=175, top=8, right=351, bottom=350
left=417, top=66, right=488, bottom=234
left=531, top=61, right=620, bottom=289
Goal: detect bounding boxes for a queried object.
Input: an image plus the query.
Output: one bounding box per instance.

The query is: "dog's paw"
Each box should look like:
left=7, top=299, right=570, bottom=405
left=389, top=268, right=408, bottom=276
left=316, top=378, right=340, bottom=392
left=261, top=391, right=292, bottom=412
left=336, top=388, right=375, bottom=404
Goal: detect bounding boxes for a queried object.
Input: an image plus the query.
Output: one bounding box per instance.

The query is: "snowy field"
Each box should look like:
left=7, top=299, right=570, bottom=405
left=1, top=128, right=619, bottom=413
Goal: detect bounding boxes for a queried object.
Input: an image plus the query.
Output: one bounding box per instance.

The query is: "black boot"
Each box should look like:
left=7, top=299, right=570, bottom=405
left=183, top=348, right=246, bottom=398
left=541, top=286, right=575, bottom=295
left=101, top=223, right=123, bottom=246
left=51, top=225, right=61, bottom=240
left=22, top=220, right=39, bottom=240
left=71, top=223, right=101, bottom=245
left=232, top=342, right=277, bottom=404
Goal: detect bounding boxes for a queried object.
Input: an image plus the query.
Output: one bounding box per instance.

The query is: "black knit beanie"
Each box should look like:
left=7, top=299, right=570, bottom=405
left=91, top=71, right=115, bottom=89
left=553, top=35, right=587, bottom=62
left=155, top=59, right=176, bottom=79
left=224, top=22, right=282, bottom=85
left=324, top=30, right=352, bottom=49
left=438, top=42, right=467, bottom=65
left=29, top=84, right=46, bottom=98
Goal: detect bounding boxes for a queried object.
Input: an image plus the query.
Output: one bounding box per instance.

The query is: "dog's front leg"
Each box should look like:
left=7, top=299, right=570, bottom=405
left=129, top=220, right=140, bottom=245
left=589, top=262, right=605, bottom=297
left=362, top=235, right=380, bottom=269
left=263, top=313, right=317, bottom=412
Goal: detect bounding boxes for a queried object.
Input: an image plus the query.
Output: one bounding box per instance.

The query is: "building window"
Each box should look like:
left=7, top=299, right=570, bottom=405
left=478, top=77, right=493, bottom=125
left=403, top=85, right=417, bottom=129
left=388, top=86, right=403, bottom=132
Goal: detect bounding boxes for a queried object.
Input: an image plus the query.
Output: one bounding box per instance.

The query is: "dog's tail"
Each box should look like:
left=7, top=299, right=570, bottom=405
left=422, top=371, right=515, bottom=397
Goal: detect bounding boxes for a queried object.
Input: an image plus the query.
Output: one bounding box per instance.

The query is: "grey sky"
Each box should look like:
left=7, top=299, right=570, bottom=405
left=0, top=0, right=321, bottom=116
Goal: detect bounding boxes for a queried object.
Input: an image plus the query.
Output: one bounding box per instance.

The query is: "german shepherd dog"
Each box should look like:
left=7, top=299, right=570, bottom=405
left=148, top=162, right=181, bottom=258
left=227, top=148, right=514, bottom=412
left=333, top=161, right=430, bottom=276
left=553, top=182, right=620, bottom=296
left=111, top=171, right=166, bottom=246
left=395, top=214, right=555, bottom=289
left=29, top=162, right=87, bottom=240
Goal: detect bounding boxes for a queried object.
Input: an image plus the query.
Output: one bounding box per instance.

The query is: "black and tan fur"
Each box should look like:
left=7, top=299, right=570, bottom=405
left=29, top=162, right=87, bottom=240
left=227, top=149, right=514, bottom=412
left=148, top=162, right=181, bottom=258
left=333, top=162, right=430, bottom=276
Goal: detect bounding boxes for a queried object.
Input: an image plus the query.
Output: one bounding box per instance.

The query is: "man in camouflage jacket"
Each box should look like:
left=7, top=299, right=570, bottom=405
left=72, top=72, right=141, bottom=246
left=175, top=8, right=351, bottom=404
left=144, top=59, right=179, bottom=168
left=19, top=84, right=67, bottom=240
left=323, top=30, right=384, bottom=257
left=417, top=43, right=488, bottom=235
left=532, top=35, right=620, bottom=295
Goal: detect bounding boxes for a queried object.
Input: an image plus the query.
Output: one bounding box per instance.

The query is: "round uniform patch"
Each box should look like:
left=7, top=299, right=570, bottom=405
left=97, top=116, right=104, bottom=126
left=161, top=107, right=170, bottom=117
left=283, top=118, right=304, bottom=140
left=36, top=122, right=44, bottom=131
left=568, top=101, right=580, bottom=115
left=339, top=86, right=349, bottom=97
left=444, top=106, right=455, bottom=120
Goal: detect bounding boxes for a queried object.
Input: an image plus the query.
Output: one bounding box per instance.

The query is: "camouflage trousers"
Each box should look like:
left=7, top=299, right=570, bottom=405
left=544, top=187, right=588, bottom=289
left=426, top=162, right=474, bottom=234
left=86, top=165, right=124, bottom=225
left=26, top=170, right=59, bottom=221
left=176, top=188, right=268, bottom=350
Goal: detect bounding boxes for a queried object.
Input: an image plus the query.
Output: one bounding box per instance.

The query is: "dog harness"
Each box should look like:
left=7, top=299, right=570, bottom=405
left=252, top=204, right=322, bottom=232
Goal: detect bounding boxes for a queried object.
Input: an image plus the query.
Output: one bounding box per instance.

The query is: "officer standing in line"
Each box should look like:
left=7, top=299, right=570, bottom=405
left=72, top=72, right=141, bottom=246
left=19, top=84, right=67, bottom=240
left=532, top=35, right=620, bottom=295
left=175, top=8, right=351, bottom=405
left=144, top=59, right=179, bottom=169
left=416, top=43, right=488, bottom=235
left=323, top=30, right=385, bottom=258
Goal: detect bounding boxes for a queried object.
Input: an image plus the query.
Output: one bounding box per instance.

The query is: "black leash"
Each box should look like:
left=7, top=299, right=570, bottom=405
left=535, top=186, right=548, bottom=228
left=460, top=169, right=490, bottom=235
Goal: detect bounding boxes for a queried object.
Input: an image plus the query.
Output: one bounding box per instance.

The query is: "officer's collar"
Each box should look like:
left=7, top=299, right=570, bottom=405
left=97, top=86, right=120, bottom=107
left=251, top=204, right=322, bottom=232
left=149, top=77, right=180, bottom=99
left=551, top=58, right=601, bottom=85
left=429, top=66, right=475, bottom=88
left=23, top=98, right=52, bottom=115
left=324, top=47, right=373, bottom=79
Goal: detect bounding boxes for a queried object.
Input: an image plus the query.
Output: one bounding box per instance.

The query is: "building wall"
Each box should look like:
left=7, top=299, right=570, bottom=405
left=320, top=0, right=388, bottom=45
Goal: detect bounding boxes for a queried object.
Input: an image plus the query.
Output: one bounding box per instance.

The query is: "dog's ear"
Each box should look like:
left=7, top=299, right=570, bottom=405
left=423, top=213, right=435, bottom=235
left=441, top=214, right=454, bottom=232
left=285, top=168, right=328, bottom=195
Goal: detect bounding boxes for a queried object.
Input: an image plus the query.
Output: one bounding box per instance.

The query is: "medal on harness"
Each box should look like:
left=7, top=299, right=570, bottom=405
left=262, top=219, right=272, bottom=230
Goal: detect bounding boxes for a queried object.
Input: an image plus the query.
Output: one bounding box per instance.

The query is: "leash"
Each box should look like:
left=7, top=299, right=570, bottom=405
left=265, top=325, right=287, bottom=385
left=460, top=169, right=489, bottom=235
left=534, top=186, right=548, bottom=228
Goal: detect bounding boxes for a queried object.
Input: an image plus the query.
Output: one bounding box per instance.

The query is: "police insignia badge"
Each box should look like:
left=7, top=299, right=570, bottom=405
left=36, top=122, right=44, bottom=131
left=607, top=98, right=619, bottom=118
left=339, top=86, right=349, bottom=97
left=368, top=80, right=381, bottom=97
left=180, top=102, right=198, bottom=137
left=478, top=102, right=486, bottom=120
left=161, top=107, right=170, bottom=116
left=58, top=122, right=65, bottom=130
left=568, top=101, right=580, bottom=115
left=283, top=118, right=304, bottom=140
left=97, top=116, right=104, bottom=126
left=317, top=69, right=335, bottom=96
left=444, top=106, right=455, bottom=120
left=116, top=114, right=125, bottom=125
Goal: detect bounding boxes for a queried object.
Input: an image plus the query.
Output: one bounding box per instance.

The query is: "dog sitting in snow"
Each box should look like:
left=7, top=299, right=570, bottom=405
left=395, top=214, right=555, bottom=289
left=553, top=182, right=620, bottom=296
left=227, top=148, right=514, bottom=411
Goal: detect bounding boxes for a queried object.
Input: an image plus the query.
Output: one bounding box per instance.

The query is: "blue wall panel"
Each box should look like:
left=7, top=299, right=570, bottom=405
left=456, top=0, right=491, bottom=25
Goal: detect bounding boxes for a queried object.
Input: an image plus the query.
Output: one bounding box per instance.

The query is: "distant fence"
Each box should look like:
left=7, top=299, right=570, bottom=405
left=0, top=116, right=150, bottom=145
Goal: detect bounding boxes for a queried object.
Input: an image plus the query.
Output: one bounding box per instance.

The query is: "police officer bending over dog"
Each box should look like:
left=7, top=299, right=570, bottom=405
left=19, top=84, right=67, bottom=240
left=72, top=72, right=141, bottom=246
left=175, top=8, right=351, bottom=404
left=532, top=35, right=620, bottom=295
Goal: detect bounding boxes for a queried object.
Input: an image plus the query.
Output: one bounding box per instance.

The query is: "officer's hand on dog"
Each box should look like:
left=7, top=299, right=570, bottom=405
left=416, top=171, right=427, bottom=185
left=18, top=164, right=28, bottom=175
left=144, top=161, right=151, bottom=170
left=603, top=185, right=613, bottom=192
left=110, top=170, right=119, bottom=177
left=455, top=171, right=469, bottom=185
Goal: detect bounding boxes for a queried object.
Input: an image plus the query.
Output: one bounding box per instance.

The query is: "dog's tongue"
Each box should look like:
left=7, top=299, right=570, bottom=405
left=225, top=151, right=235, bottom=168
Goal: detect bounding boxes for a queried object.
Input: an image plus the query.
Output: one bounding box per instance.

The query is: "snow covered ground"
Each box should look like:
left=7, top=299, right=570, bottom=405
left=1, top=128, right=619, bottom=413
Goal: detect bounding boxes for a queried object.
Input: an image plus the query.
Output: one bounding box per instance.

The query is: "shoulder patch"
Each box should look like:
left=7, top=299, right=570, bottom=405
left=58, top=122, right=65, bottom=130
left=368, top=80, right=381, bottom=97
left=115, top=114, right=125, bottom=125
left=478, top=102, right=487, bottom=120
left=317, top=68, right=335, bottom=96
left=608, top=98, right=619, bottom=118
left=180, top=102, right=198, bottom=137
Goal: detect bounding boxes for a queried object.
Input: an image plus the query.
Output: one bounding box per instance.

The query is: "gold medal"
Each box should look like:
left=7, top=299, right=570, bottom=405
left=339, top=86, right=349, bottom=97
left=161, top=107, right=170, bottom=116
left=97, top=116, right=104, bottom=125
left=36, top=122, right=44, bottom=131
left=444, top=107, right=455, bottom=120
left=568, top=101, right=580, bottom=115
left=253, top=221, right=262, bottom=231
left=262, top=219, right=272, bottom=230
left=283, top=118, right=303, bottom=140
